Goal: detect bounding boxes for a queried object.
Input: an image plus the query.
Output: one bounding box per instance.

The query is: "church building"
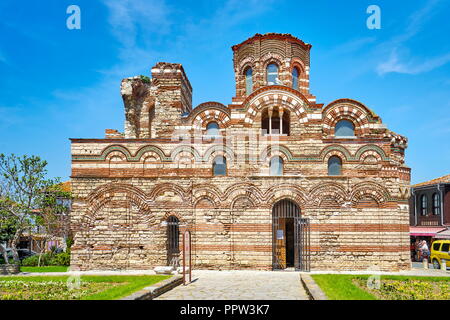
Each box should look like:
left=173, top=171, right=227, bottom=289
left=70, top=33, right=411, bottom=271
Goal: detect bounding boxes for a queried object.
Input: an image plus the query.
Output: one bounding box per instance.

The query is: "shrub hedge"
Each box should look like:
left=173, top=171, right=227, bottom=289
left=21, top=252, right=70, bottom=267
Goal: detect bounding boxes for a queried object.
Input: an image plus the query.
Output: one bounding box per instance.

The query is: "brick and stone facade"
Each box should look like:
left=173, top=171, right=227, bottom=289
left=70, top=33, right=411, bottom=271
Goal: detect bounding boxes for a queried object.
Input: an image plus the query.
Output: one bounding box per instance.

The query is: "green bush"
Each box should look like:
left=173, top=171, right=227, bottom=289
left=139, top=75, right=151, bottom=84
left=21, top=255, right=41, bottom=266
left=21, top=254, right=50, bottom=266
left=65, top=237, right=74, bottom=253
left=21, top=252, right=70, bottom=267
left=49, top=252, right=70, bottom=266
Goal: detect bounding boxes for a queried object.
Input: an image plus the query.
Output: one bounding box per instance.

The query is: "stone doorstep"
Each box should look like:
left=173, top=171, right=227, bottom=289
left=299, top=274, right=327, bottom=300
left=121, top=275, right=183, bottom=300
left=153, top=266, right=175, bottom=275
left=154, top=266, right=190, bottom=275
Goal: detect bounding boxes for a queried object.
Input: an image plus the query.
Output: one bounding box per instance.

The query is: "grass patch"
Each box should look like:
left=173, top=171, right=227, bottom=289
left=311, top=274, right=376, bottom=300
left=20, top=266, right=69, bottom=273
left=0, top=275, right=171, bottom=300
left=80, top=275, right=171, bottom=300
left=311, top=274, right=450, bottom=300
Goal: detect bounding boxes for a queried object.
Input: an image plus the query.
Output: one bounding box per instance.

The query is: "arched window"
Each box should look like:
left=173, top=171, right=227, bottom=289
left=213, top=156, right=226, bottom=176
left=432, top=193, right=441, bottom=215
left=206, top=122, right=220, bottom=136
left=292, top=67, right=299, bottom=89
left=270, top=156, right=283, bottom=176
left=266, top=63, right=279, bottom=85
left=261, top=107, right=290, bottom=135
left=245, top=67, right=253, bottom=95
left=335, top=120, right=355, bottom=137
left=420, top=194, right=428, bottom=216
left=328, top=156, right=342, bottom=176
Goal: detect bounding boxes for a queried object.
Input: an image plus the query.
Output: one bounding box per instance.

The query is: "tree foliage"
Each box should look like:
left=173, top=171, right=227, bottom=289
left=0, top=153, right=65, bottom=263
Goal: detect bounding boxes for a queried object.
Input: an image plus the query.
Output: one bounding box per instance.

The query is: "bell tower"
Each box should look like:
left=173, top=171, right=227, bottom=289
left=231, top=33, right=316, bottom=104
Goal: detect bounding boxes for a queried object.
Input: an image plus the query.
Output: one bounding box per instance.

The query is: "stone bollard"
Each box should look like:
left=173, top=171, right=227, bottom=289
left=423, top=259, right=428, bottom=269
left=441, top=259, right=447, bottom=271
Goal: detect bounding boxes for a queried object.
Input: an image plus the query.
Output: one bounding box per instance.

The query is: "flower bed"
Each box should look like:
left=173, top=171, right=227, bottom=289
left=355, top=278, right=450, bottom=300
left=0, top=279, right=117, bottom=300
left=311, top=274, right=450, bottom=300
left=0, top=275, right=171, bottom=300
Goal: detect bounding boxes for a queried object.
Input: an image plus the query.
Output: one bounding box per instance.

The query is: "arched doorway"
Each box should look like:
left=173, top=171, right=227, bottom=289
left=167, top=216, right=180, bottom=267
left=272, top=199, right=310, bottom=271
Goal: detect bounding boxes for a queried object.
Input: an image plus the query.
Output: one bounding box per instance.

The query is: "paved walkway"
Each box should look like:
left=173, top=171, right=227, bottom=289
left=155, top=270, right=309, bottom=300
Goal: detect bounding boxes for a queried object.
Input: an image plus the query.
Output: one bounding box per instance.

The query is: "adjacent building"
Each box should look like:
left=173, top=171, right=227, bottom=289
left=409, top=174, right=450, bottom=247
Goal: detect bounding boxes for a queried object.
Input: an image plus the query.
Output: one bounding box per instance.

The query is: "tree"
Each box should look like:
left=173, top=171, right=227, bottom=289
left=34, top=184, right=72, bottom=266
left=0, top=154, right=60, bottom=264
left=0, top=212, right=17, bottom=263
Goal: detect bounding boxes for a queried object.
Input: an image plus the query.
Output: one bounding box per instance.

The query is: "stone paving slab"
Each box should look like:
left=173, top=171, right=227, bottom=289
left=307, top=268, right=449, bottom=277
left=155, top=270, right=309, bottom=300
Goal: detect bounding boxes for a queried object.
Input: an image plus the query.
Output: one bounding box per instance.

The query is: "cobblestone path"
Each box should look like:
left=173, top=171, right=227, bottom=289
left=155, top=270, right=309, bottom=300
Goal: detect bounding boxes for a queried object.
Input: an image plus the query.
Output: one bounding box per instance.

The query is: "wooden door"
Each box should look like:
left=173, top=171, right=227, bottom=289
left=275, top=218, right=286, bottom=269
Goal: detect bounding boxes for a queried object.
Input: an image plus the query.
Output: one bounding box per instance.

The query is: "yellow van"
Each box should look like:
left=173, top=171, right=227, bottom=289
left=430, top=240, right=450, bottom=269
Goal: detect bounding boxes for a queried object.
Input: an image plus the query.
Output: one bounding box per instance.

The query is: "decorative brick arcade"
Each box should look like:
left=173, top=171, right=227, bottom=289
left=70, top=33, right=411, bottom=271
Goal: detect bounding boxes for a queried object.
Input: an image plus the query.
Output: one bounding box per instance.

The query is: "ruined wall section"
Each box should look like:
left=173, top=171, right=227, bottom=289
left=120, top=62, right=192, bottom=139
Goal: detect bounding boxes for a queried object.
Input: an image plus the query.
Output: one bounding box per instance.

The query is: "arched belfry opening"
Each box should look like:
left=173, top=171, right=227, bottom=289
left=272, top=199, right=310, bottom=271
left=261, top=107, right=290, bottom=135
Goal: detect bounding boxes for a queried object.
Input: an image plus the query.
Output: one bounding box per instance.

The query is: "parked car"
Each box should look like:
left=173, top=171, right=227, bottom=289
left=430, top=240, right=450, bottom=269
left=5, top=248, right=38, bottom=261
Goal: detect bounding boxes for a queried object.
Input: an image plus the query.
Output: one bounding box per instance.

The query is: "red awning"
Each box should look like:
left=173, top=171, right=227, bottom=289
left=410, top=226, right=447, bottom=237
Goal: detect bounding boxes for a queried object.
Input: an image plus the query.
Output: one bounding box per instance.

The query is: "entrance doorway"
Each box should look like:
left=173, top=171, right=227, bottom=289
left=167, top=216, right=180, bottom=267
left=272, top=199, right=310, bottom=271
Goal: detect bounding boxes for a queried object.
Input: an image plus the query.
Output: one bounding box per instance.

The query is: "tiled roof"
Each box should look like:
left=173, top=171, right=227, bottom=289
left=59, top=181, right=71, bottom=193
left=413, top=174, right=450, bottom=188
left=232, top=33, right=311, bottom=51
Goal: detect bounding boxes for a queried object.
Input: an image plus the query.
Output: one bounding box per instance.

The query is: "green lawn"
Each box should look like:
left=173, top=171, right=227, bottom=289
left=311, top=274, right=450, bottom=300
left=311, top=274, right=376, bottom=300
left=20, top=266, right=69, bottom=273
left=0, top=275, right=171, bottom=300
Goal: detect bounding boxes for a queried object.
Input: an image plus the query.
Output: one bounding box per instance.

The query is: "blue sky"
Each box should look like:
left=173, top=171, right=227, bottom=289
left=0, top=0, right=449, bottom=184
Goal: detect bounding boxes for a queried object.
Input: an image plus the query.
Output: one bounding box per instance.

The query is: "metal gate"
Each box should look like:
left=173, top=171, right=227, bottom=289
left=272, top=199, right=310, bottom=271
left=167, top=216, right=180, bottom=267
left=295, top=218, right=310, bottom=271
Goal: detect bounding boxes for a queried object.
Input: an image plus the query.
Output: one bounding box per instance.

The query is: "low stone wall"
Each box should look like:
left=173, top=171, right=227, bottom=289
left=121, top=275, right=183, bottom=300
left=300, top=274, right=327, bottom=300
left=0, top=264, right=20, bottom=275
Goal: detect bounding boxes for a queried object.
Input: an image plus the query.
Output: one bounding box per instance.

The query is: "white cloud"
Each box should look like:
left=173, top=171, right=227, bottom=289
left=376, top=0, right=449, bottom=75
left=390, top=0, right=442, bottom=45
left=52, top=0, right=276, bottom=135
left=377, top=49, right=450, bottom=75
left=328, top=37, right=376, bottom=56
left=101, top=0, right=171, bottom=49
